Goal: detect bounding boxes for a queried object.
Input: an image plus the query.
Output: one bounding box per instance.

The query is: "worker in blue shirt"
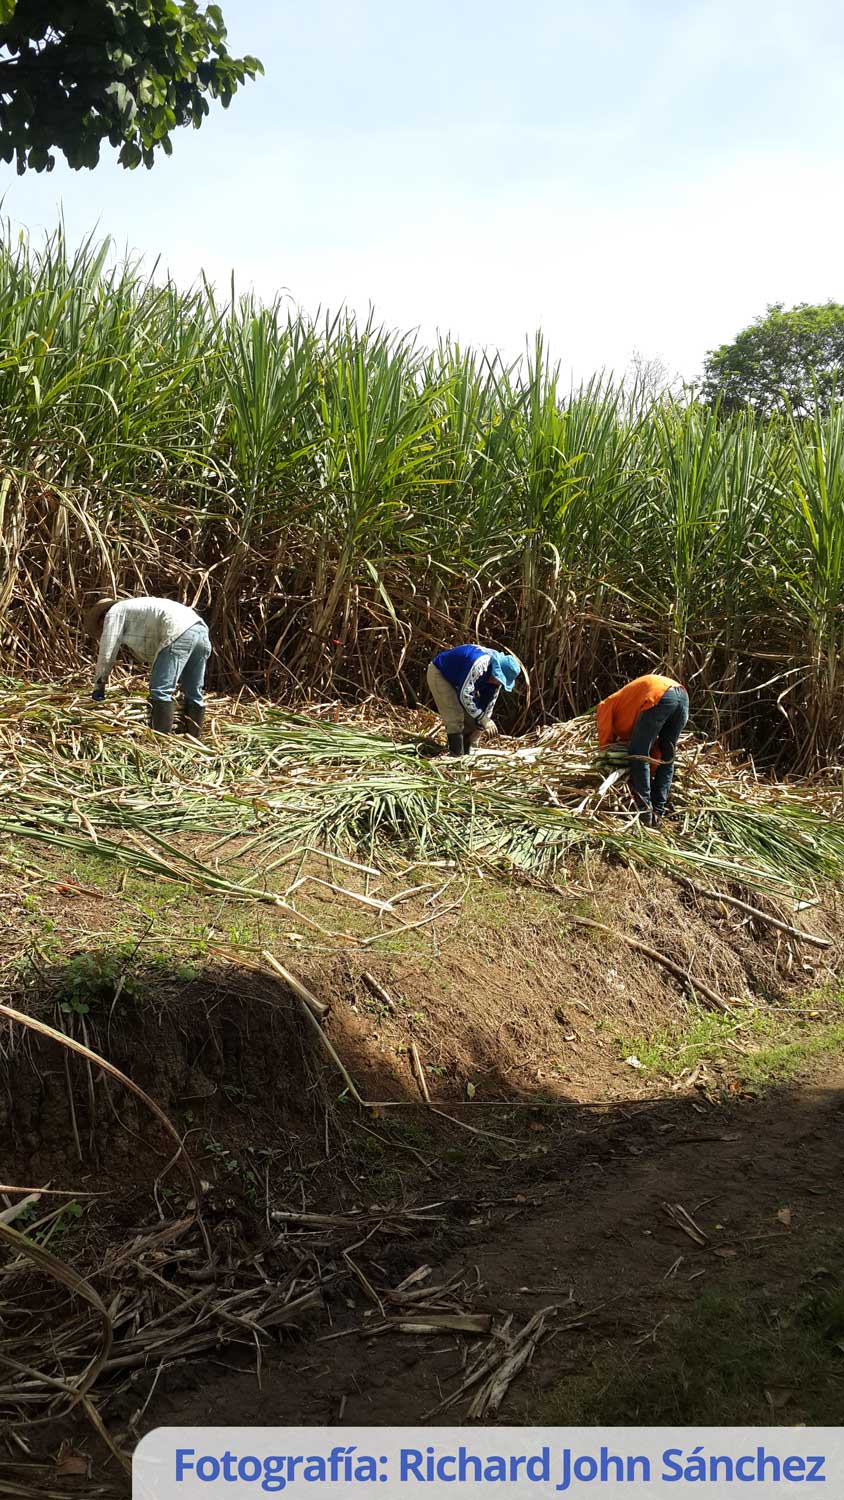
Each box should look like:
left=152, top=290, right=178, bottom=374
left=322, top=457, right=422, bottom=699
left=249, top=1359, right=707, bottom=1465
left=427, top=644, right=522, bottom=756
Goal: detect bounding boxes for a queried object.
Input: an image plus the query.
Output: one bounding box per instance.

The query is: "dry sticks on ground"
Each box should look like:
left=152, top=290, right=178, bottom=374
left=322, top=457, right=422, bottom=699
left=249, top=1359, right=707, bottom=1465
left=543, top=889, right=737, bottom=1015
left=0, top=1213, right=328, bottom=1457
left=681, top=880, right=832, bottom=949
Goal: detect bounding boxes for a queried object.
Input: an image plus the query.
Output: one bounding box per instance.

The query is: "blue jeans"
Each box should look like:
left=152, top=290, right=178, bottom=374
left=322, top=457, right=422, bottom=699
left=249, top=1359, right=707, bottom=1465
left=627, top=685, right=689, bottom=815
left=148, top=623, right=211, bottom=706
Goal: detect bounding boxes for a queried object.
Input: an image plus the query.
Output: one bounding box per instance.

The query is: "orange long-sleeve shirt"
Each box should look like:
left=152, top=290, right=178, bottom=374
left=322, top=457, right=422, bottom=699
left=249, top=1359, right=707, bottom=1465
left=596, top=674, right=681, bottom=749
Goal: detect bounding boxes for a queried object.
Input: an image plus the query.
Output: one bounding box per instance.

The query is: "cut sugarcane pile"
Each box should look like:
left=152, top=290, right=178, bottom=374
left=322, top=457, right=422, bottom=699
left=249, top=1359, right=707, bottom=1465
left=2, top=681, right=844, bottom=903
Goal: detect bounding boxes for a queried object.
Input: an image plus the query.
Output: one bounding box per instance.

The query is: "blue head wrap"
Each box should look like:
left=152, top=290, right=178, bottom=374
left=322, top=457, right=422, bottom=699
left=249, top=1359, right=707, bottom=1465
left=488, top=651, right=522, bottom=692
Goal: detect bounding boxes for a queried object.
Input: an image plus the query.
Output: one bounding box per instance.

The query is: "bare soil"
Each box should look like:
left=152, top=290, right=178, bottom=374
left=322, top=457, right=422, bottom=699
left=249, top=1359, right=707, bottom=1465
left=147, top=1064, right=844, bottom=1429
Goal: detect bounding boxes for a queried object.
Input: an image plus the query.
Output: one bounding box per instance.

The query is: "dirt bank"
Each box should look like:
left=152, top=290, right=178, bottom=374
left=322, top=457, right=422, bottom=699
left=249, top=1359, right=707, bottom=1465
left=3, top=859, right=844, bottom=1493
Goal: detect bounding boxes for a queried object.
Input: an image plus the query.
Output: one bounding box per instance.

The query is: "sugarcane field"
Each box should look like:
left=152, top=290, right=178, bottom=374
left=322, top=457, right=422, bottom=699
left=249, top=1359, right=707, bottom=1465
left=4, top=217, right=844, bottom=1487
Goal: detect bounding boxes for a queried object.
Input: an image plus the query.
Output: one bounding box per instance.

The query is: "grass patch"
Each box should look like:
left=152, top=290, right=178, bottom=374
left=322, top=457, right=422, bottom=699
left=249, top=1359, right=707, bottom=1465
left=622, top=1011, right=780, bottom=1074
left=541, top=1262, right=844, bottom=1424
left=461, top=880, right=567, bottom=926
left=741, top=1022, right=844, bottom=1087
left=622, top=997, right=844, bottom=1089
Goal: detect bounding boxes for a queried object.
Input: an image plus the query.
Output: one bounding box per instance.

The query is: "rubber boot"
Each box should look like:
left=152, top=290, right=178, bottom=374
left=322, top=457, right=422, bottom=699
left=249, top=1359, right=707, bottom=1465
left=446, top=733, right=465, bottom=757
left=630, top=782, right=653, bottom=827
left=149, top=698, right=175, bottom=735
left=182, top=701, right=205, bottom=739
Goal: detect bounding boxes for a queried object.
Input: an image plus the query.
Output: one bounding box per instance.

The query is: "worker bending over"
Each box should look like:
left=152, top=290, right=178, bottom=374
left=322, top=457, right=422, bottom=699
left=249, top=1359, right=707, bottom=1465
left=597, top=673, right=688, bottom=827
left=427, top=644, right=522, bottom=756
left=85, top=596, right=212, bottom=737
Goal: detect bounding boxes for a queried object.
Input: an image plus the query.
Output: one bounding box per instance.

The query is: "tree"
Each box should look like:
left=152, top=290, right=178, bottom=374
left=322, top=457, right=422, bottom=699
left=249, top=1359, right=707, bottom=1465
left=627, top=349, right=683, bottom=406
left=702, top=302, right=844, bottom=418
left=0, top=1, right=262, bottom=174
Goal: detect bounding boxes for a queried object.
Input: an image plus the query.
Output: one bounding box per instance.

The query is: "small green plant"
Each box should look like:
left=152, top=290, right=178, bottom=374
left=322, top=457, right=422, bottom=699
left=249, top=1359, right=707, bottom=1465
left=56, top=950, right=136, bottom=1016
left=222, top=1083, right=254, bottom=1105
left=37, top=1201, right=84, bottom=1249
left=741, top=1022, right=844, bottom=1087
left=60, top=994, right=90, bottom=1017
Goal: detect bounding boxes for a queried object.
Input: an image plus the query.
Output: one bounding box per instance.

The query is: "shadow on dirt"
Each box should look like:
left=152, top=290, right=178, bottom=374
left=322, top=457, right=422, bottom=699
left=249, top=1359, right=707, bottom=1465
left=3, top=951, right=844, bottom=1460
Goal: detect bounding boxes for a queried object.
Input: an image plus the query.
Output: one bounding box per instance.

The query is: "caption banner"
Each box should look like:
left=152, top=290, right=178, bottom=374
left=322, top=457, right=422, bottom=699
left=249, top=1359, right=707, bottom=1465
left=134, top=1427, right=844, bottom=1500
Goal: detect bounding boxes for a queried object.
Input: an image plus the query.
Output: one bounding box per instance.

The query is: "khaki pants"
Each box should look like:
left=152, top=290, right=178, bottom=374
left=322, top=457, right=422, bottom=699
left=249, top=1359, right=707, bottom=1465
left=427, top=661, right=477, bottom=737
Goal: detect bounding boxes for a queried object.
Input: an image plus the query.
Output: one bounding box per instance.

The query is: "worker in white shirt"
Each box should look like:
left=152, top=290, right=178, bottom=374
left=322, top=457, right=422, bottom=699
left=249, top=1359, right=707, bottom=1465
left=84, top=596, right=212, bottom=736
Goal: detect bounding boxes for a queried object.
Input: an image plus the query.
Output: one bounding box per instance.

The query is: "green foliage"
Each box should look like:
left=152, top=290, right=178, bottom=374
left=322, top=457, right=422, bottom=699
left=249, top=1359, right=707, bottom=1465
left=703, top=302, right=844, bottom=418
left=3, top=226, right=844, bottom=763
left=57, top=947, right=136, bottom=1014
left=0, top=1, right=262, bottom=173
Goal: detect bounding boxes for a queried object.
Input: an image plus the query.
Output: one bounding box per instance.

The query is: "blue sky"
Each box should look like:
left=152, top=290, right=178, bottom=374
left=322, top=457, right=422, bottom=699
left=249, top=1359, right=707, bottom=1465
left=4, top=0, right=843, bottom=382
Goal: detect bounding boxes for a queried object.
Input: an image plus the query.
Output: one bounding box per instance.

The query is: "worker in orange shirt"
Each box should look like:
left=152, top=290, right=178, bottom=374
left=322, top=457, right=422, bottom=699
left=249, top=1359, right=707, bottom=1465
left=596, top=673, right=689, bottom=827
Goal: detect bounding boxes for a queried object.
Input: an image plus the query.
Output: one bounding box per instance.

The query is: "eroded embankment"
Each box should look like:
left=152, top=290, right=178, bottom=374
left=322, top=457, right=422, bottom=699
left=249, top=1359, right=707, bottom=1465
left=2, top=859, right=843, bottom=1484
left=6, top=860, right=842, bottom=1185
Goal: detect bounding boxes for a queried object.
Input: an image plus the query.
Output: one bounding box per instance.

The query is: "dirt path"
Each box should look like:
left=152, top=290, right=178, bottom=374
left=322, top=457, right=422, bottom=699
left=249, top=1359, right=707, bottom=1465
left=147, top=1065, right=844, bottom=1430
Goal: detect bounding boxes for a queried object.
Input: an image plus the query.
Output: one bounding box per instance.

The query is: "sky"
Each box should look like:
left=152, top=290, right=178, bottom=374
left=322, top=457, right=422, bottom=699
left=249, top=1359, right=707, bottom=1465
left=3, top=0, right=844, bottom=384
